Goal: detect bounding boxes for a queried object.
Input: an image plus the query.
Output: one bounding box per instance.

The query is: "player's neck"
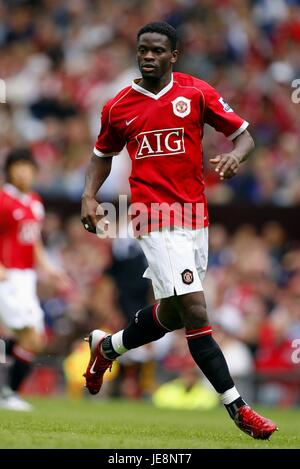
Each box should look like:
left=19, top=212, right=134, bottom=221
left=8, top=182, right=31, bottom=195
left=139, top=72, right=172, bottom=95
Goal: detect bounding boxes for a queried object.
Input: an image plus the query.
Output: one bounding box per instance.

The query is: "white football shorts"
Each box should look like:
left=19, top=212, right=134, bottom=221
left=138, top=227, right=208, bottom=300
left=0, top=269, right=44, bottom=332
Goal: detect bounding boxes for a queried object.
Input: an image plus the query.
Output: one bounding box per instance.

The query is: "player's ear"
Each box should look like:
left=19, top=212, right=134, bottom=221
left=170, top=50, right=179, bottom=64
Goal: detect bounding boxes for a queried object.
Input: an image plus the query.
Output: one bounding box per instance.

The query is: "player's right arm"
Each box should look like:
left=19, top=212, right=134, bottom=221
left=81, top=100, right=125, bottom=233
left=81, top=156, right=113, bottom=233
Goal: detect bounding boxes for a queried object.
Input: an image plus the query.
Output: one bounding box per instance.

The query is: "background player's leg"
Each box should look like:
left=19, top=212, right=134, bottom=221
left=101, top=298, right=182, bottom=359
left=1, top=338, right=15, bottom=357
left=8, top=327, right=42, bottom=392
left=0, top=327, right=42, bottom=411
left=174, top=291, right=246, bottom=418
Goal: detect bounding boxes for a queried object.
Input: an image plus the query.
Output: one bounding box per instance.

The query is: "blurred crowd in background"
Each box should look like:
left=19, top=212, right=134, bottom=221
left=0, top=0, right=300, bottom=203
left=0, top=0, right=300, bottom=407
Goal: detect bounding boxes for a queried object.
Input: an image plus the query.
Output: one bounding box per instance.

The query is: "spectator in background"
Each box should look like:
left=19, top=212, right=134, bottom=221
left=152, top=355, right=219, bottom=411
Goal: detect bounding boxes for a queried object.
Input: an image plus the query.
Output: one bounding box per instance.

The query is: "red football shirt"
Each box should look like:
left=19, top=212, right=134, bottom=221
left=94, top=72, right=248, bottom=233
left=0, top=184, right=45, bottom=269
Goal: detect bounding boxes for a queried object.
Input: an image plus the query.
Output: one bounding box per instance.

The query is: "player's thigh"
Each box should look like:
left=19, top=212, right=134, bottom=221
left=170, top=228, right=209, bottom=328
left=138, top=229, right=203, bottom=300
left=0, top=273, right=25, bottom=329
left=194, top=227, right=209, bottom=283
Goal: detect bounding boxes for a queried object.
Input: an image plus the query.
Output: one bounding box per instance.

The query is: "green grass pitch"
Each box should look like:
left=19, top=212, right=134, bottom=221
left=0, top=397, right=299, bottom=448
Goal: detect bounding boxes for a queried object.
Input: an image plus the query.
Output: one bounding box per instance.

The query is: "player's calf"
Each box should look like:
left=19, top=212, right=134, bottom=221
left=102, top=304, right=171, bottom=360
left=8, top=343, right=35, bottom=393
left=83, top=304, right=177, bottom=395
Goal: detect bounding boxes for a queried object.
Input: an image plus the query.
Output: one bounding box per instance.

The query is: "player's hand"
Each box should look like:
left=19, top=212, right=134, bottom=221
left=81, top=195, right=99, bottom=234
left=209, top=153, right=241, bottom=180
left=81, top=195, right=110, bottom=235
left=0, top=265, right=7, bottom=282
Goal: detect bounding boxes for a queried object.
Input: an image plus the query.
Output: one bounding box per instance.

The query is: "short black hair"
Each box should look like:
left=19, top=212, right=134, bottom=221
left=137, top=22, right=177, bottom=51
left=4, top=147, right=38, bottom=174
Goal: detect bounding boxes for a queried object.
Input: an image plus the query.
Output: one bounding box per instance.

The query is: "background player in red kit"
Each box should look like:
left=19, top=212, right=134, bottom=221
left=81, top=23, right=278, bottom=439
left=0, top=148, right=68, bottom=411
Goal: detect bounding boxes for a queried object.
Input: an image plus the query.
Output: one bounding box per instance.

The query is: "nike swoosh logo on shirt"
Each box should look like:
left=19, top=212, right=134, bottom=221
left=90, top=358, right=97, bottom=374
left=126, top=116, right=138, bottom=126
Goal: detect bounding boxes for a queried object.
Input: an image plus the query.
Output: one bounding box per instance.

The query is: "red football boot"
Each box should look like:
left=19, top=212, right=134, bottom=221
left=234, top=405, right=278, bottom=440
left=83, top=330, right=113, bottom=395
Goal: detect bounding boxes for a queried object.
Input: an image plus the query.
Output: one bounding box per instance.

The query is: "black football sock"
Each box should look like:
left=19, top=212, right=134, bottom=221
left=8, top=345, right=34, bottom=392
left=102, top=304, right=170, bottom=359
left=1, top=338, right=15, bottom=357
left=186, top=326, right=246, bottom=418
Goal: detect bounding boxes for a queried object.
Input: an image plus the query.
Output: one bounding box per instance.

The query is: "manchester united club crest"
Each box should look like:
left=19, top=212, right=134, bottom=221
left=181, top=269, right=194, bottom=285
left=172, top=96, right=191, bottom=118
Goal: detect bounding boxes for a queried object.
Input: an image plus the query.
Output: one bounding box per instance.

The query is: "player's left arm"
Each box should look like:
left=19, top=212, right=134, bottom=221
left=34, top=241, right=70, bottom=290
left=203, top=82, right=255, bottom=180
left=209, top=129, right=255, bottom=180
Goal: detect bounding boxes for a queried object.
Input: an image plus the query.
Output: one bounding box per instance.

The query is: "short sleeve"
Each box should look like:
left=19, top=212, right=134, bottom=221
left=203, top=84, right=249, bottom=140
left=0, top=193, right=9, bottom=231
left=93, top=102, right=126, bottom=157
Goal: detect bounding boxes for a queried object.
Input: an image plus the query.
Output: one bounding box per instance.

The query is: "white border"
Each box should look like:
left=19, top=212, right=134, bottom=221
left=227, top=121, right=249, bottom=141
left=93, top=147, right=120, bottom=157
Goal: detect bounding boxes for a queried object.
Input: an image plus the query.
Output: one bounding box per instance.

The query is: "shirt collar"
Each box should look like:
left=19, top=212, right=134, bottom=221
left=131, top=74, right=174, bottom=100
left=3, top=183, right=31, bottom=205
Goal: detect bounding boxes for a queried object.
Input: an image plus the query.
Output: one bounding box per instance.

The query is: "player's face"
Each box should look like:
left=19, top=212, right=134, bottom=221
left=137, top=33, right=178, bottom=80
left=8, top=162, right=36, bottom=193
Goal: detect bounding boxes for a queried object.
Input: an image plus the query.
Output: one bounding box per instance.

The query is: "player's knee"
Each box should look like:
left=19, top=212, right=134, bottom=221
left=17, top=329, right=43, bottom=355
left=30, top=338, right=43, bottom=355
left=164, top=317, right=183, bottom=330
left=173, top=318, right=184, bottom=330
left=181, top=302, right=208, bottom=329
